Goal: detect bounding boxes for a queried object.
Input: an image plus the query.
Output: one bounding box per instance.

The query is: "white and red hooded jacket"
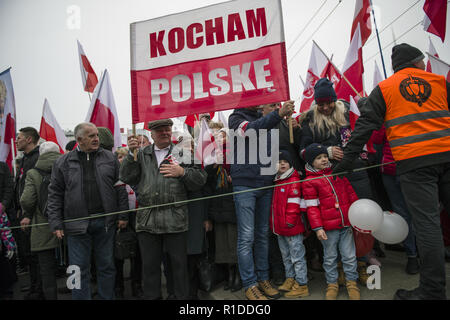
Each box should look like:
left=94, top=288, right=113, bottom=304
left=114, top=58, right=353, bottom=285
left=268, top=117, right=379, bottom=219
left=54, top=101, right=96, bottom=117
left=302, top=164, right=358, bottom=231
left=270, top=168, right=306, bottom=237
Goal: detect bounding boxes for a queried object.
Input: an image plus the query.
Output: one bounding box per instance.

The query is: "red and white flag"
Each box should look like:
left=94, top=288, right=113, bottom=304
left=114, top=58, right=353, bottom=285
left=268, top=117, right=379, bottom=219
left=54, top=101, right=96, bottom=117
left=426, top=37, right=439, bottom=72
left=349, top=95, right=361, bottom=130
left=372, top=60, right=384, bottom=90
left=351, top=0, right=372, bottom=46
left=427, top=53, right=450, bottom=82
left=85, top=69, right=122, bottom=151
left=194, top=118, right=218, bottom=167
left=422, top=0, right=447, bottom=42
left=39, top=99, right=68, bottom=154
left=299, top=42, right=328, bottom=112
left=320, top=60, right=342, bottom=89
left=183, top=112, right=215, bottom=128
left=336, top=24, right=364, bottom=102
left=130, top=0, right=289, bottom=123
left=77, top=40, right=99, bottom=93
left=0, top=68, right=16, bottom=172
left=217, top=111, right=229, bottom=128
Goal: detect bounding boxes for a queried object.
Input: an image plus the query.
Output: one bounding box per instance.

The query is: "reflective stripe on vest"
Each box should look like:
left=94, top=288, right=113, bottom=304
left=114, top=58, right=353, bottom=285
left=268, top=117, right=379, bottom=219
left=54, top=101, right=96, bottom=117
left=379, top=68, right=450, bottom=161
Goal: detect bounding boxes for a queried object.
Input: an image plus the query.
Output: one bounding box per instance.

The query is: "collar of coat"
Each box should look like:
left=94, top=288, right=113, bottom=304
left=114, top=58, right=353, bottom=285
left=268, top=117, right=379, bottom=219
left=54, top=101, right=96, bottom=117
left=305, top=162, right=332, bottom=176
left=275, top=167, right=295, bottom=181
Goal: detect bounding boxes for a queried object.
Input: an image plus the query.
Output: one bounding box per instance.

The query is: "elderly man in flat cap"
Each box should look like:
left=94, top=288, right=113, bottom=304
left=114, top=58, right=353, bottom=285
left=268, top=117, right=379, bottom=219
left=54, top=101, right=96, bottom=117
left=120, top=119, right=207, bottom=300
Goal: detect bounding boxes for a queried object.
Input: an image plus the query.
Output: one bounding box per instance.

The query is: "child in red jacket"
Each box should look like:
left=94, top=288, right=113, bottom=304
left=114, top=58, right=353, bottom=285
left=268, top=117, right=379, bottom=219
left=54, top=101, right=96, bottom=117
left=270, top=150, right=309, bottom=299
left=302, top=143, right=360, bottom=300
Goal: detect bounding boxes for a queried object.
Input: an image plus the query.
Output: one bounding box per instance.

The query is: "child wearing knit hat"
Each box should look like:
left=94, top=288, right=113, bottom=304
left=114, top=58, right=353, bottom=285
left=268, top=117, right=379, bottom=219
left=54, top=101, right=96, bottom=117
left=270, top=150, right=309, bottom=299
left=302, top=143, right=361, bottom=300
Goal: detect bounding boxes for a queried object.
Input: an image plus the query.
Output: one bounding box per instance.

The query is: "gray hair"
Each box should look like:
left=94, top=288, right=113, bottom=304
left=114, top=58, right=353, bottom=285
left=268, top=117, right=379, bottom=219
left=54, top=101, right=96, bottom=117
left=74, top=122, right=96, bottom=139
left=39, top=141, right=60, bottom=155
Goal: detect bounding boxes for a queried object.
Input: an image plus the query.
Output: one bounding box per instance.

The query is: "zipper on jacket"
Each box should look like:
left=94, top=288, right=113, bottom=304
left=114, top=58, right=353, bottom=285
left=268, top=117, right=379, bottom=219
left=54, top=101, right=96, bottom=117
left=323, top=174, right=345, bottom=227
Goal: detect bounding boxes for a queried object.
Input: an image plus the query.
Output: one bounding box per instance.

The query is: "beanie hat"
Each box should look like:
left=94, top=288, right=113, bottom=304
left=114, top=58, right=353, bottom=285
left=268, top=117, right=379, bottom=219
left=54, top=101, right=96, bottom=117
left=314, top=78, right=337, bottom=104
left=391, top=43, right=424, bottom=72
left=304, top=143, right=328, bottom=166
left=279, top=149, right=293, bottom=167
left=97, top=127, right=114, bottom=151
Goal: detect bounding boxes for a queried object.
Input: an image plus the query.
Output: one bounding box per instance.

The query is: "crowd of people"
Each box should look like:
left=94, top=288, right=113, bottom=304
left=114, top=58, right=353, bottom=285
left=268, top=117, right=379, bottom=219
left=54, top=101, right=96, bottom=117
left=0, top=43, right=449, bottom=301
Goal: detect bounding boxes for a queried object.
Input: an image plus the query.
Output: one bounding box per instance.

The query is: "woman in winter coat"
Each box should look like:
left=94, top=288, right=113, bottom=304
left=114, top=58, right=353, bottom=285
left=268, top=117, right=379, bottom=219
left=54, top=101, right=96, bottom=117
left=302, top=143, right=360, bottom=300
left=19, top=141, right=63, bottom=300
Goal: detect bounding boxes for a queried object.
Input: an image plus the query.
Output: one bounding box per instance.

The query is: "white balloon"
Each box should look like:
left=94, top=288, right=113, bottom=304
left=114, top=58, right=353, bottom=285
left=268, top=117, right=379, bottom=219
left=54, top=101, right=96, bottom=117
left=348, top=199, right=384, bottom=233
left=372, top=211, right=409, bottom=244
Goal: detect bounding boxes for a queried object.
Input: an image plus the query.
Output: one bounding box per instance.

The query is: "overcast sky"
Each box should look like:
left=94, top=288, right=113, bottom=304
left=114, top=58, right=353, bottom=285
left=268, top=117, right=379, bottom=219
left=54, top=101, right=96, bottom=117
left=1, top=0, right=449, bottom=132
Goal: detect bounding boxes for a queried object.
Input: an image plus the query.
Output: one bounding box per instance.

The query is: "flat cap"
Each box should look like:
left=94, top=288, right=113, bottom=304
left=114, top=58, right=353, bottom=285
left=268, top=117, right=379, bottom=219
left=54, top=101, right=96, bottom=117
left=147, top=119, right=173, bottom=130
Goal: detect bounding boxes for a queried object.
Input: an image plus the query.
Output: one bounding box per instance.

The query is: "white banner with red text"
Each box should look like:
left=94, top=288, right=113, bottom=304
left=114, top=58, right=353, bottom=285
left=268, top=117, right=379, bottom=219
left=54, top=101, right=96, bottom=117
left=130, top=0, right=289, bottom=123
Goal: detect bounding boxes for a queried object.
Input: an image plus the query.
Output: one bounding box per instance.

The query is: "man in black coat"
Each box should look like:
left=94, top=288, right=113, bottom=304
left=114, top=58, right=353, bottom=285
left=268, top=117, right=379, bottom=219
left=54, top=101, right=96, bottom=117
left=14, top=127, right=42, bottom=299
left=47, top=122, right=128, bottom=300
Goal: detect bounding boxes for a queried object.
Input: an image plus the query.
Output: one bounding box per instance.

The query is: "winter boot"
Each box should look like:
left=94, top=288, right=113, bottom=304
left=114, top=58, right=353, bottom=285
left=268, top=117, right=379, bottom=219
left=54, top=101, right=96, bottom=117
left=224, top=264, right=235, bottom=290
left=231, top=266, right=242, bottom=292
left=258, top=280, right=281, bottom=299
left=278, top=277, right=295, bottom=292
left=284, top=281, right=310, bottom=299
left=325, top=283, right=339, bottom=300
left=346, top=280, right=360, bottom=300
left=245, top=285, right=268, bottom=300
left=357, top=261, right=369, bottom=286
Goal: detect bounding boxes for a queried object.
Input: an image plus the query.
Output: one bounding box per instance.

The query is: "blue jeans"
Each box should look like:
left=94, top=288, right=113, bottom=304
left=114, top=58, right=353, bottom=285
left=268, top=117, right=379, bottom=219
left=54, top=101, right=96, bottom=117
left=382, top=174, right=417, bottom=257
left=67, top=217, right=116, bottom=300
left=233, top=186, right=272, bottom=289
left=321, top=227, right=358, bottom=284
left=277, top=233, right=308, bottom=285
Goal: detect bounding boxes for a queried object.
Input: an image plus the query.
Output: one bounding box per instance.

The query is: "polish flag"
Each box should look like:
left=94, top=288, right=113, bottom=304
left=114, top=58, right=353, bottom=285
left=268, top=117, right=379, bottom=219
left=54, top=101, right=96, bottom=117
left=39, top=99, right=68, bottom=154
left=77, top=40, right=99, bottom=93
left=351, top=0, right=372, bottom=46
left=422, top=0, right=447, bottom=42
left=0, top=68, right=16, bottom=172
left=194, top=118, right=217, bottom=167
left=336, top=24, right=364, bottom=102
left=299, top=42, right=328, bottom=112
left=426, top=37, right=440, bottom=72
left=427, top=54, right=450, bottom=82
left=349, top=96, right=361, bottom=130
left=372, top=60, right=384, bottom=90
left=216, top=111, right=229, bottom=128
left=85, top=69, right=122, bottom=151
left=320, top=60, right=342, bottom=89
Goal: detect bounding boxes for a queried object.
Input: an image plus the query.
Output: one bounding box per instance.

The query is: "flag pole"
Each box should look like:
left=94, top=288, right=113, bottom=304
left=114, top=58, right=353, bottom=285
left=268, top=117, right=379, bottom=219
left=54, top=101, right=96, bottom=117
left=370, top=0, right=387, bottom=79
left=426, top=52, right=450, bottom=66
left=313, top=40, right=362, bottom=98
left=132, top=123, right=137, bottom=161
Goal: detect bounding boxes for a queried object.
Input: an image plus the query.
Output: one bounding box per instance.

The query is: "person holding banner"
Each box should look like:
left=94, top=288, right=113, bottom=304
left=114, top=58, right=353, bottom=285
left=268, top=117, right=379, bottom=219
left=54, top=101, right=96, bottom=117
left=333, top=43, right=450, bottom=300
left=229, top=100, right=294, bottom=300
left=120, top=119, right=207, bottom=300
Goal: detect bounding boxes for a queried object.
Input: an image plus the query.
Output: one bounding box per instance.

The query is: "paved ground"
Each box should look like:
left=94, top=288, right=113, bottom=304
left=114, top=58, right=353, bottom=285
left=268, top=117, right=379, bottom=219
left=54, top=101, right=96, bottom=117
left=11, top=246, right=450, bottom=300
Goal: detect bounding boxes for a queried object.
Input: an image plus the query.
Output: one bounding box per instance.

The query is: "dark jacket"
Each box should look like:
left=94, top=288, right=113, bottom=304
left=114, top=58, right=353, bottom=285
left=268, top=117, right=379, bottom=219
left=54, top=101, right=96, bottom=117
left=204, top=164, right=236, bottom=224
left=119, top=144, right=207, bottom=234
left=341, top=66, right=450, bottom=175
left=47, top=147, right=129, bottom=235
left=20, top=151, right=61, bottom=252
left=276, top=119, right=303, bottom=171
left=0, top=161, right=13, bottom=211
left=228, top=108, right=283, bottom=188
left=14, top=145, right=40, bottom=211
